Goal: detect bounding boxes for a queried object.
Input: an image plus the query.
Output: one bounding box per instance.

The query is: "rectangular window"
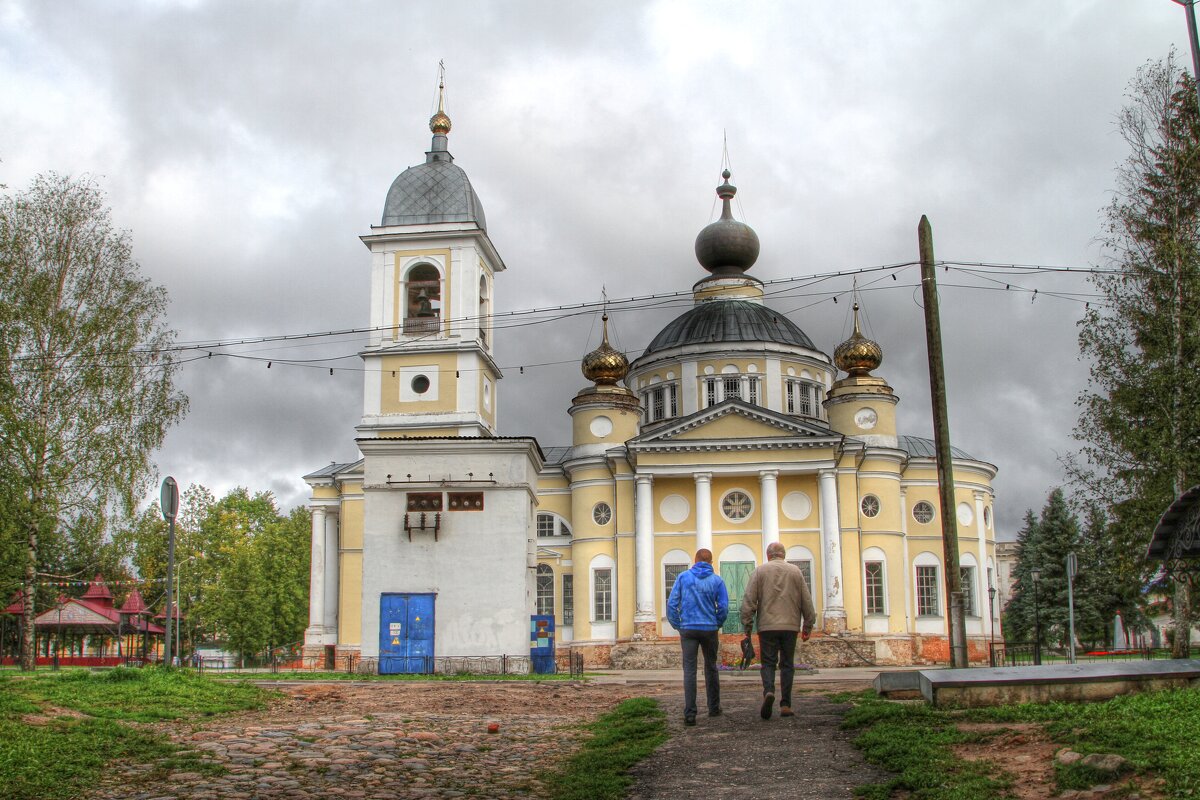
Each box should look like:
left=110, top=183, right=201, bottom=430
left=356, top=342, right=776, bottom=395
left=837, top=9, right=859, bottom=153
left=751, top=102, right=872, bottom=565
left=723, top=375, right=741, bottom=401
left=788, top=559, right=814, bottom=593
left=916, top=565, right=940, bottom=616
left=960, top=566, right=977, bottom=617
left=664, top=563, right=687, bottom=608
left=747, top=376, right=759, bottom=406
left=562, top=575, right=574, bottom=625
left=536, top=571, right=554, bottom=616
left=864, top=561, right=885, bottom=615
left=537, top=514, right=555, bottom=537
left=786, top=381, right=797, bottom=413
left=668, top=383, right=678, bottom=416
left=652, top=387, right=665, bottom=420
left=593, top=568, right=613, bottom=621
left=705, top=377, right=718, bottom=407
left=799, top=383, right=814, bottom=416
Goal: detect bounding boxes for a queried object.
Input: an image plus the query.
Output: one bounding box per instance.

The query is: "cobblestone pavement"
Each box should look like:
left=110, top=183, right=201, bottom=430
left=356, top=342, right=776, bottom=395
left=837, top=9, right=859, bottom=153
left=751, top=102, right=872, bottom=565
left=88, top=681, right=670, bottom=800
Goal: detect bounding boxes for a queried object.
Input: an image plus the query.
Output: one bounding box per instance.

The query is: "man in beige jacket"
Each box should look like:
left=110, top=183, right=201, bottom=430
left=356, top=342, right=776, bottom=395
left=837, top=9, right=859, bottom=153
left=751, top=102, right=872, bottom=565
left=740, top=541, right=817, bottom=719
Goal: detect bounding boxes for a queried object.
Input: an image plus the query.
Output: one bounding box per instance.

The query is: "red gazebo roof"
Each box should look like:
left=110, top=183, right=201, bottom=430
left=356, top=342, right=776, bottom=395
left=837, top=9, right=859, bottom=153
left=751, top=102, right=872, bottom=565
left=80, top=574, right=114, bottom=607
left=2, top=591, right=25, bottom=615
left=118, top=588, right=148, bottom=615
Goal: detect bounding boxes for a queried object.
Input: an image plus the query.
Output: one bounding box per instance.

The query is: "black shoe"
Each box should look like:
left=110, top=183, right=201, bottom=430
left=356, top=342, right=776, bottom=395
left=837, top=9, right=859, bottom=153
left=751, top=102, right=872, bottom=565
left=708, top=707, right=722, bottom=717
left=760, top=692, right=775, bottom=720
left=684, top=714, right=697, bottom=726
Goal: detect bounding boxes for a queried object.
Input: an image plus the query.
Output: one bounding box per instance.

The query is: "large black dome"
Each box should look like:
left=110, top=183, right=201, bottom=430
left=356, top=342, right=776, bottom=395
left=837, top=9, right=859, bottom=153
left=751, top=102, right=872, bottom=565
left=643, top=299, right=816, bottom=356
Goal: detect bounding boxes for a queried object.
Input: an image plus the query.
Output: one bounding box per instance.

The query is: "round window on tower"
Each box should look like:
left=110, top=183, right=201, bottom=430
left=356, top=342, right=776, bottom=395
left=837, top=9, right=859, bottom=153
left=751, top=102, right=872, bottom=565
left=593, top=502, right=612, bottom=525
left=913, top=501, right=935, bottom=525
left=411, top=375, right=431, bottom=394
left=861, top=495, right=881, bottom=518
left=721, top=490, right=753, bottom=522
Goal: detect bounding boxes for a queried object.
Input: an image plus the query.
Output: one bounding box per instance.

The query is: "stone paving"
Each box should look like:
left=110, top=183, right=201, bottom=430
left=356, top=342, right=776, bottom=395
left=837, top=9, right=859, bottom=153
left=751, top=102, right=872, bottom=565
left=88, top=680, right=670, bottom=800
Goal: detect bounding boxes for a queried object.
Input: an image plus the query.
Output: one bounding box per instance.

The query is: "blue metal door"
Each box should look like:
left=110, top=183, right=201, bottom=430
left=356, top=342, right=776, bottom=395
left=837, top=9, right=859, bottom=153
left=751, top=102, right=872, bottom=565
left=379, top=593, right=435, bottom=674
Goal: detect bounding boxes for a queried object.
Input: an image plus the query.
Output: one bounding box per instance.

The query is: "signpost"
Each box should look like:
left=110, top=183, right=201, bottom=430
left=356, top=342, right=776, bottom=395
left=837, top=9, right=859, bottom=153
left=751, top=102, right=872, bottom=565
left=160, top=477, right=179, bottom=667
left=1066, top=551, right=1078, bottom=664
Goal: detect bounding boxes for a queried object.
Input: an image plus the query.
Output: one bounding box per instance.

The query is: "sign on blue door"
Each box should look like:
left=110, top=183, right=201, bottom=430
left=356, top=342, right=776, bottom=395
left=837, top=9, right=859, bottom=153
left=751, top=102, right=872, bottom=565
left=379, top=593, right=435, bottom=674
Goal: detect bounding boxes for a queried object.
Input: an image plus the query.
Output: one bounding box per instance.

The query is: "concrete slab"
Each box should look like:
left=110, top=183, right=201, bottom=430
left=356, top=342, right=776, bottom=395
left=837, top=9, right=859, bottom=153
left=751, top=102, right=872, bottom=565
left=874, top=670, right=924, bottom=695
left=920, top=659, right=1200, bottom=707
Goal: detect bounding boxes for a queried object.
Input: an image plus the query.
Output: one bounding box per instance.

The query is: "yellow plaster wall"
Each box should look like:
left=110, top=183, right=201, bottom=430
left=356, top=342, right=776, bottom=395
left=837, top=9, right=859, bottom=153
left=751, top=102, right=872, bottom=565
left=711, top=476, right=761, bottom=532
left=653, top=477, right=695, bottom=531
left=672, top=414, right=780, bottom=440
left=616, top=531, right=635, bottom=639
left=311, top=486, right=341, bottom=500
left=696, top=357, right=765, bottom=374
left=339, top=552, right=363, bottom=647
left=861, top=532, right=908, bottom=632
left=776, top=474, right=821, bottom=528
left=379, top=353, right=459, bottom=415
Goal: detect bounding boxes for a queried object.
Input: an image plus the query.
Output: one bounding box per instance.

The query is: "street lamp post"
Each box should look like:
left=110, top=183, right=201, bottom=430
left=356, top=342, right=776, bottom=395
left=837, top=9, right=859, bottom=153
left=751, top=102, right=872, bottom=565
left=1031, top=569, right=1042, bottom=666
left=988, top=584, right=998, bottom=666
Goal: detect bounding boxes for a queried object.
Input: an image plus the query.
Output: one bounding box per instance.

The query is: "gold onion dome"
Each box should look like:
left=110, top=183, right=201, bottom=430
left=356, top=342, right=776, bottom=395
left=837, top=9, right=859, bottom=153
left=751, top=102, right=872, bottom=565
left=430, top=109, right=452, bottom=135
left=834, top=303, right=883, bottom=376
left=582, top=314, right=629, bottom=386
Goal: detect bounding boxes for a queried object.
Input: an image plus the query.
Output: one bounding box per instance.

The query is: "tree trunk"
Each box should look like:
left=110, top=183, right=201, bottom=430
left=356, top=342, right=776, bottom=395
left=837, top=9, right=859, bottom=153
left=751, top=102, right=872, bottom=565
left=20, top=512, right=37, bottom=672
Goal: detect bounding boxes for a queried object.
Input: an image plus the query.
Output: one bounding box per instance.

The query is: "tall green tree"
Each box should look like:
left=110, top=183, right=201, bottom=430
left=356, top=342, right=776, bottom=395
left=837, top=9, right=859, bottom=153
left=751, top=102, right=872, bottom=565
left=0, top=174, right=188, bottom=670
left=1073, top=54, right=1200, bottom=657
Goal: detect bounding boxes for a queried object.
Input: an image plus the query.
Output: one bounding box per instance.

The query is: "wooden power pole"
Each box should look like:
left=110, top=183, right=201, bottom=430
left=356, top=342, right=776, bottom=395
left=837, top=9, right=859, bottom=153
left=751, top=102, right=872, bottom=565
left=918, top=216, right=968, bottom=669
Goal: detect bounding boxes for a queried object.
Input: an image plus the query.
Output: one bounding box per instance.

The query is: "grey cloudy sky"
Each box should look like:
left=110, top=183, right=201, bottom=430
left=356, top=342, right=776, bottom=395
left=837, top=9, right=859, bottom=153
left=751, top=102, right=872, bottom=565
left=0, top=1, right=1186, bottom=539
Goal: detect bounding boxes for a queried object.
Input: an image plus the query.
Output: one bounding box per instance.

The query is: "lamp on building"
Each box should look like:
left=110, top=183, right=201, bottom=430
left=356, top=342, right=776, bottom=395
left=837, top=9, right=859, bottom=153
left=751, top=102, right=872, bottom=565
left=988, top=583, right=997, bottom=664
left=1030, top=569, right=1042, bottom=666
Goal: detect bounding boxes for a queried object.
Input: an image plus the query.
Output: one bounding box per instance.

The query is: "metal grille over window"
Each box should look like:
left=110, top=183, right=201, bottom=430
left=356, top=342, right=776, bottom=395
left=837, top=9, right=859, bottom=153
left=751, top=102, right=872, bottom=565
left=593, top=569, right=613, bottom=621
left=861, top=495, right=881, bottom=518
left=960, top=566, right=977, bottom=616
left=562, top=575, right=574, bottom=625
left=721, top=490, right=752, bottom=521
left=865, top=561, right=885, bottom=614
left=536, top=565, right=554, bottom=616
left=592, top=502, right=612, bottom=525
left=664, top=563, right=687, bottom=607
left=788, top=559, right=814, bottom=592
left=916, top=565, right=940, bottom=616
left=913, top=501, right=935, bottom=524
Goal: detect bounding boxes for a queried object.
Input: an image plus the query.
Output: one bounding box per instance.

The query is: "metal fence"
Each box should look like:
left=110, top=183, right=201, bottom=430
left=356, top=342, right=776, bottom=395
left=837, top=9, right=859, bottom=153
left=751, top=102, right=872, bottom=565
left=989, top=642, right=1175, bottom=667
left=198, top=649, right=585, bottom=678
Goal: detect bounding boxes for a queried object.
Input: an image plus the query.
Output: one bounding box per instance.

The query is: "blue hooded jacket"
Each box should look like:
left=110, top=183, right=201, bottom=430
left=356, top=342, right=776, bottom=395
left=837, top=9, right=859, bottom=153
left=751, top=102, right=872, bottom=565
left=666, top=561, right=729, bottom=631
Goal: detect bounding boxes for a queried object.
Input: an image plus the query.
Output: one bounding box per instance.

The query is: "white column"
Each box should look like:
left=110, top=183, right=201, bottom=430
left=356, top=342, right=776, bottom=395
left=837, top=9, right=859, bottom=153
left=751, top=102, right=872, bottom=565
left=975, top=492, right=992, bottom=635
left=322, top=511, right=340, bottom=640
left=759, top=470, right=780, bottom=555
left=634, top=475, right=655, bottom=623
left=694, top=472, right=713, bottom=552
left=306, top=506, right=327, bottom=644
left=900, top=489, right=912, bottom=631
left=818, top=469, right=846, bottom=626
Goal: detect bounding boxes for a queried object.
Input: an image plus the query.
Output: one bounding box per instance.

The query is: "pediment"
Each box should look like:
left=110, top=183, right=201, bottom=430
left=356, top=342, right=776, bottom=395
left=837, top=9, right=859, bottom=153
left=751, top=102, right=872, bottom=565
left=34, top=600, right=114, bottom=627
left=630, top=400, right=841, bottom=448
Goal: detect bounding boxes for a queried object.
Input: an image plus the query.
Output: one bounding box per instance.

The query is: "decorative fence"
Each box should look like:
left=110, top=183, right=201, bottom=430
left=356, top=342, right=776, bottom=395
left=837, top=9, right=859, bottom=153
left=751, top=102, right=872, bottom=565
left=198, top=649, right=585, bottom=678
left=989, top=642, right=1175, bottom=667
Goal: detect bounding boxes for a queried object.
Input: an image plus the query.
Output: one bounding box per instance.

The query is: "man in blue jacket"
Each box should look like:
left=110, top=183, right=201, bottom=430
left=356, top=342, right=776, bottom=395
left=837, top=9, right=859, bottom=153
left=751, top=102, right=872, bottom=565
left=666, top=548, right=729, bottom=725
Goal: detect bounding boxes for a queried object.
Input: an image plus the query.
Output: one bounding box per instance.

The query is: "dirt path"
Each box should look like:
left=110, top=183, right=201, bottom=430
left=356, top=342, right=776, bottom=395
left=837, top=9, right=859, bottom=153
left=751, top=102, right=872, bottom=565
left=625, top=681, right=889, bottom=799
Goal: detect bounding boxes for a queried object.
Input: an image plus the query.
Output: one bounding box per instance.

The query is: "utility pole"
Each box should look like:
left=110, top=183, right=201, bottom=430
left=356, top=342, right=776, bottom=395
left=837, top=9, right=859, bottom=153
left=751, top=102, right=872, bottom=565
left=918, top=216, right=967, bottom=669
left=1171, top=0, right=1200, bottom=109
left=161, top=477, right=179, bottom=667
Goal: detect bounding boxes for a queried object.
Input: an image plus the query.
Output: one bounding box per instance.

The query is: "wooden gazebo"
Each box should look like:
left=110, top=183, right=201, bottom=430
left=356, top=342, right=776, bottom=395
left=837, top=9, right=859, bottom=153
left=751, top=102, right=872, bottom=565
left=1147, top=486, right=1200, bottom=585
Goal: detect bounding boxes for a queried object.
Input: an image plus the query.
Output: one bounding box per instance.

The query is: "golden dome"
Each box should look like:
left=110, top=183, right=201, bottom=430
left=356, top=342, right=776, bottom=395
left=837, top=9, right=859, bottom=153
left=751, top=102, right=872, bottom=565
left=834, top=303, right=883, bottom=376
left=429, top=110, right=452, bottom=135
left=582, top=314, right=629, bottom=385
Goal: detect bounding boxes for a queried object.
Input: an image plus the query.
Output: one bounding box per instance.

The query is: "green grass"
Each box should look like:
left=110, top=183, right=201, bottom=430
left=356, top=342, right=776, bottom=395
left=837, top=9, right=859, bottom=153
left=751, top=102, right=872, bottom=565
left=543, top=697, right=667, bottom=800
left=837, top=693, right=1011, bottom=799
left=0, top=666, right=269, bottom=800
left=838, top=687, right=1200, bottom=799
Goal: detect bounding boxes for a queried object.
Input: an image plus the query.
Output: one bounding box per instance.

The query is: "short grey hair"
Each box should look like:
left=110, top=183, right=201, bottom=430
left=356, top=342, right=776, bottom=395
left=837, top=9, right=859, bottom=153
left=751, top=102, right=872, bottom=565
left=766, top=542, right=786, bottom=560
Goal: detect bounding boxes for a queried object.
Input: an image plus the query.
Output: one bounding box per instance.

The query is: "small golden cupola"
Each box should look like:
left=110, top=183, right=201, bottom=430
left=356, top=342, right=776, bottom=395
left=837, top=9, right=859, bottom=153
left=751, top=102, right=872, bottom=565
left=570, top=312, right=640, bottom=449
left=581, top=313, right=629, bottom=386
left=429, top=71, right=452, bottom=135
left=833, top=303, right=883, bottom=376
left=826, top=301, right=898, bottom=448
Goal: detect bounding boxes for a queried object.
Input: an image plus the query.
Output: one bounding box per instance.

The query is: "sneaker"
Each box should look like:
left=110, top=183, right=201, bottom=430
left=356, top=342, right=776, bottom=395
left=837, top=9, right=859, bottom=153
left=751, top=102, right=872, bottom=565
left=708, top=707, right=723, bottom=717
left=684, top=714, right=696, bottom=726
left=760, top=692, right=775, bottom=720
left=780, top=705, right=794, bottom=717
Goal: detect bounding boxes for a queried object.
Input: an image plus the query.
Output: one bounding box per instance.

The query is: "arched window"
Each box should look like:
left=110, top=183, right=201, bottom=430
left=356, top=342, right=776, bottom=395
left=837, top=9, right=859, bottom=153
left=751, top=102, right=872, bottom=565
left=862, top=546, right=888, bottom=616
left=404, top=263, right=441, bottom=334
left=536, top=513, right=571, bottom=538
left=478, top=275, right=490, bottom=347
left=536, top=564, right=554, bottom=616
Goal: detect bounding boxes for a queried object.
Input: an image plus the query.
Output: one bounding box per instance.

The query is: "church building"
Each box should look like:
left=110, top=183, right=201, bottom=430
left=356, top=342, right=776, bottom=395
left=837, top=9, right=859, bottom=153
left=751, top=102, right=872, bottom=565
left=303, top=94, right=1000, bottom=671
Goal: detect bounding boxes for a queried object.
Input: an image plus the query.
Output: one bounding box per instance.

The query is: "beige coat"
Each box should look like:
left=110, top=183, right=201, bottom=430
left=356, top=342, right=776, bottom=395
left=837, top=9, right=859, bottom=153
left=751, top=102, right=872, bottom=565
left=740, top=558, right=817, bottom=633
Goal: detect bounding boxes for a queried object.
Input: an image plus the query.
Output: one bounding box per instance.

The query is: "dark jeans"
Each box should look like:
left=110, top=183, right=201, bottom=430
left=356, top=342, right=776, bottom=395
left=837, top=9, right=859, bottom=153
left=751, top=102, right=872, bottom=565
left=758, top=630, right=798, bottom=707
left=679, top=628, right=721, bottom=718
